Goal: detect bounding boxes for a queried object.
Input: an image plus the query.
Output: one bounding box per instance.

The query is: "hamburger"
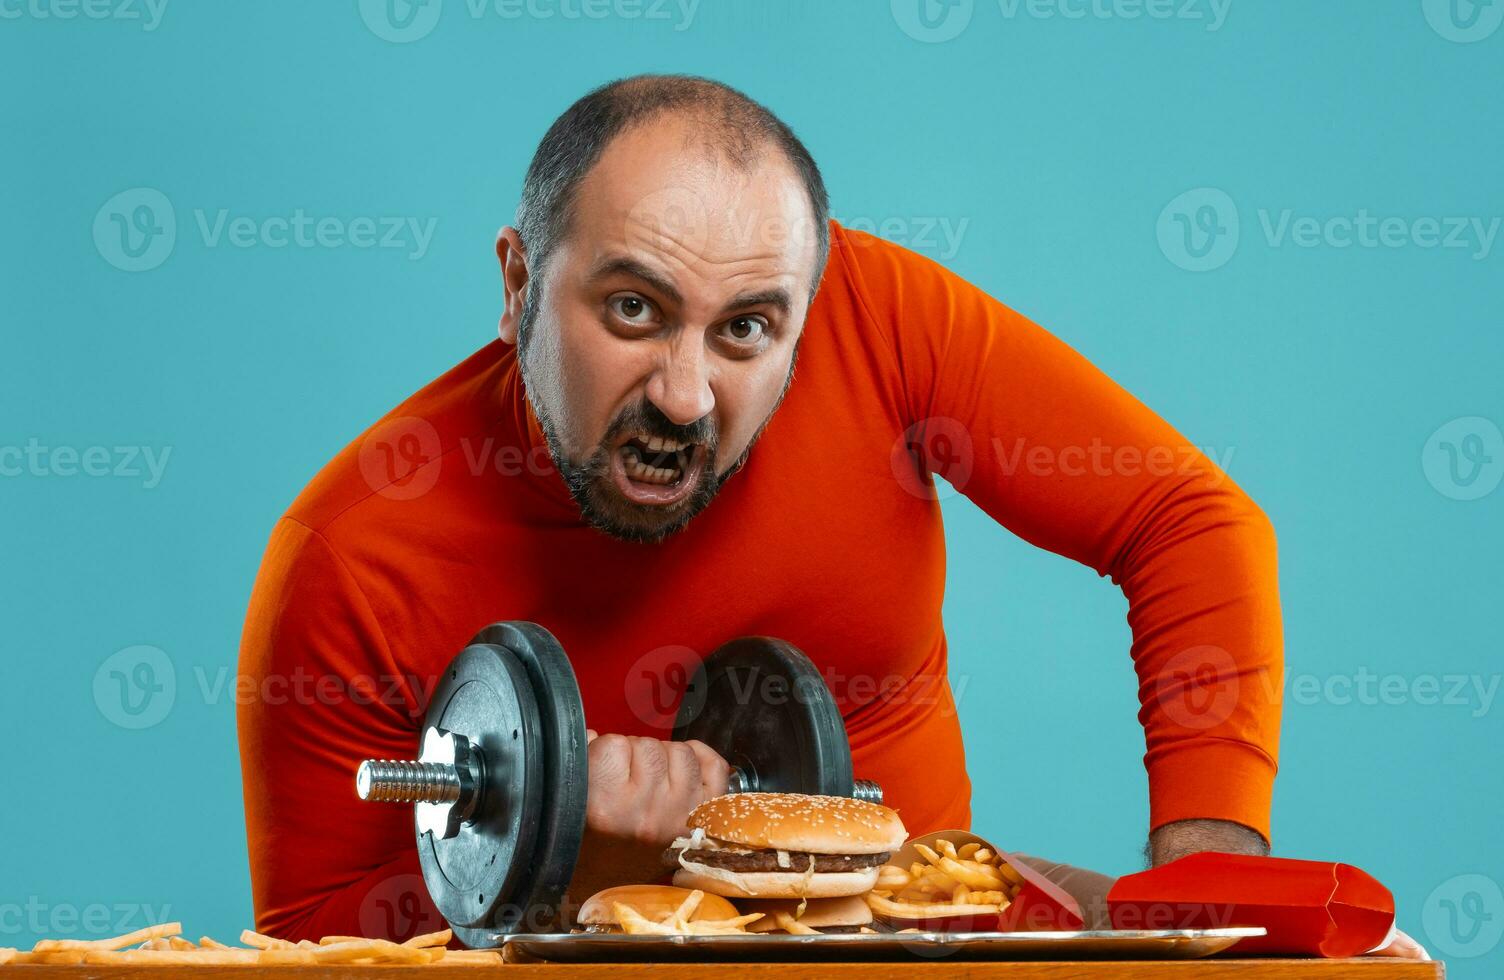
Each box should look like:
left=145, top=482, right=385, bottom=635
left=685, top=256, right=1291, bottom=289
left=576, top=884, right=741, bottom=933
left=666, top=793, right=907, bottom=900
left=740, top=895, right=874, bottom=934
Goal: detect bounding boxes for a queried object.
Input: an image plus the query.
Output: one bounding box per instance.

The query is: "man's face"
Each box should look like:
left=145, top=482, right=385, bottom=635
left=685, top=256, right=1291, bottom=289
left=507, top=118, right=819, bottom=542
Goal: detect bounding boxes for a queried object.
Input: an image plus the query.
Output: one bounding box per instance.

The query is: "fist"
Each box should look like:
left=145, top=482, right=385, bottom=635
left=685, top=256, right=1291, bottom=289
left=584, top=730, right=732, bottom=848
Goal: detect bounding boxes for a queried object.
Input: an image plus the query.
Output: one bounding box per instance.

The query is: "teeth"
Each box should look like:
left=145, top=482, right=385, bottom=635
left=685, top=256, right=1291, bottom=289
left=620, top=446, right=682, bottom=486
left=638, top=434, right=686, bottom=453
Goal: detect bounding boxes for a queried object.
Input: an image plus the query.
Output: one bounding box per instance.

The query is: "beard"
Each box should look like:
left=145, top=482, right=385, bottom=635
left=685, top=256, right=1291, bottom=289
left=517, top=286, right=797, bottom=544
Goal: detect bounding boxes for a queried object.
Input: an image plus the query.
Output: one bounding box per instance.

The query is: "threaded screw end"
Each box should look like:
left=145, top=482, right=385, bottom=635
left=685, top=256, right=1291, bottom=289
left=356, top=759, right=462, bottom=804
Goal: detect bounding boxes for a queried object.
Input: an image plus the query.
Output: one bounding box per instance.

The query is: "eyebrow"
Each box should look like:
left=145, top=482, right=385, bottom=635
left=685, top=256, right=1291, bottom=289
left=587, top=255, right=793, bottom=318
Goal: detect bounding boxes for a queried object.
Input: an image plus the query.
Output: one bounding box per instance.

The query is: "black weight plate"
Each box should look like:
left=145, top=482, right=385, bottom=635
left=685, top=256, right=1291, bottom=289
left=469, top=621, right=588, bottom=936
left=417, top=642, right=544, bottom=931
left=673, top=637, right=854, bottom=798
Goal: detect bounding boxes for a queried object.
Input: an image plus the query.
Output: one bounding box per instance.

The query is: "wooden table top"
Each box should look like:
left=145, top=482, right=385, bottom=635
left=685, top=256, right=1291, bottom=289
left=0, top=959, right=1444, bottom=978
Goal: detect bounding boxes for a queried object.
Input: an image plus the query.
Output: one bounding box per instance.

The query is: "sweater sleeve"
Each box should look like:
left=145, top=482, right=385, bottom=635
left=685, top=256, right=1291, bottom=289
left=237, top=518, right=448, bottom=941
left=835, top=227, right=1283, bottom=841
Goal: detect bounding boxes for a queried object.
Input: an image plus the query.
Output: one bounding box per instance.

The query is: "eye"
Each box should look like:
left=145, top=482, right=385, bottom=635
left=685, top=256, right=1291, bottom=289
left=609, top=293, right=657, bottom=326
left=721, top=316, right=768, bottom=346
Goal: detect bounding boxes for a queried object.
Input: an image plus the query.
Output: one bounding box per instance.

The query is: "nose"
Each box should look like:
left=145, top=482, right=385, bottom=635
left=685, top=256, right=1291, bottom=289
left=645, top=337, right=715, bottom=427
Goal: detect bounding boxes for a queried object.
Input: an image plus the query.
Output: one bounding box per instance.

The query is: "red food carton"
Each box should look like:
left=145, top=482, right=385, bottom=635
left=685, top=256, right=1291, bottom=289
left=873, top=830, right=1085, bottom=932
left=1107, top=852, right=1395, bottom=957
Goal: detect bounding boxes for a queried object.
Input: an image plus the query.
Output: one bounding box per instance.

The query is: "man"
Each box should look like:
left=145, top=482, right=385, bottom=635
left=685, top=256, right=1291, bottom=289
left=239, top=74, right=1283, bottom=940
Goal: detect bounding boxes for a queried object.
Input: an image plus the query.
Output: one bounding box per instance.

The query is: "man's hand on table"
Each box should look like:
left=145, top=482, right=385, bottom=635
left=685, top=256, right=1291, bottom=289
left=1148, top=819, right=1429, bottom=960
left=565, top=730, right=732, bottom=912
left=1148, top=818, right=1270, bottom=866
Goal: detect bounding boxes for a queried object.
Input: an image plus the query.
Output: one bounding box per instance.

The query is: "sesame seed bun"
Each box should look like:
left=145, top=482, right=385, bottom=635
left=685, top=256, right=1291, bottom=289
left=685, top=793, right=906, bottom=855
left=576, top=884, right=740, bottom=929
left=672, top=866, right=880, bottom=900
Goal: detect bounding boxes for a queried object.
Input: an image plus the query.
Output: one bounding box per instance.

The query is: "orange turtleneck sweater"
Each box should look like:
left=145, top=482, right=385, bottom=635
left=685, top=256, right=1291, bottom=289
left=237, top=221, right=1282, bottom=940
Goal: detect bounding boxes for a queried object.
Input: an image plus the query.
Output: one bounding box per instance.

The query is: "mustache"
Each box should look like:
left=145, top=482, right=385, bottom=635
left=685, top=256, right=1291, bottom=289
left=603, top=400, right=718, bottom=452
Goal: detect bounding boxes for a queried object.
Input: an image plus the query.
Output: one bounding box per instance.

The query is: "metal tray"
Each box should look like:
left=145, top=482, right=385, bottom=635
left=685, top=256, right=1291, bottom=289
left=503, top=927, right=1266, bottom=962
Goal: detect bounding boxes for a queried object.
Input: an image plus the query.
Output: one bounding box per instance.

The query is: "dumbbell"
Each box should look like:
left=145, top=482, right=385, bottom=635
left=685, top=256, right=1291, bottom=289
left=354, top=622, right=883, bottom=947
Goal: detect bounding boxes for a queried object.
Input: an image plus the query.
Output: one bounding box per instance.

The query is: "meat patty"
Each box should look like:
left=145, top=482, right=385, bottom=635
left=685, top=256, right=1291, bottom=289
left=664, top=847, right=891, bottom=873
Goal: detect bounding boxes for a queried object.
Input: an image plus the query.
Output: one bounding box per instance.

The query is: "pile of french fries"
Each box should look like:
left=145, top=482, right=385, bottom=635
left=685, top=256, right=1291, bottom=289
left=0, top=922, right=503, bottom=966
left=613, top=890, right=764, bottom=936
left=867, top=838, right=1026, bottom=919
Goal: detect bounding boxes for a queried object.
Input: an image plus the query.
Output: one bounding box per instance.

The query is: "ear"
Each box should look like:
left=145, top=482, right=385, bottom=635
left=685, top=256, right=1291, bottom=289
left=496, top=226, right=530, bottom=344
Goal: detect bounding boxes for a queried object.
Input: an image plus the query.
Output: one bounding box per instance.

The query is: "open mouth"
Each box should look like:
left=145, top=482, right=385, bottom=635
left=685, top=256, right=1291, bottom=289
left=609, top=433, right=706, bottom=506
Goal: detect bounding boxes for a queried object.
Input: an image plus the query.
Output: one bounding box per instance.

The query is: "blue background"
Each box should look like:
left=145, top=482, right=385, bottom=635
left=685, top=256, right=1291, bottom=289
left=3, top=0, right=1500, bottom=972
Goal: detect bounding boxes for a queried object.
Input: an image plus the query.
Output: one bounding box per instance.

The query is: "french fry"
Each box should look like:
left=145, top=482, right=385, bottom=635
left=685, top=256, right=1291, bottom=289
left=84, top=948, right=262, bottom=966
left=973, top=848, right=993, bottom=863
left=682, top=913, right=764, bottom=935
left=14, top=950, right=89, bottom=965
left=936, top=839, right=958, bottom=859
left=33, top=921, right=183, bottom=952
left=671, top=889, right=704, bottom=923
left=167, top=935, right=199, bottom=951
left=616, top=903, right=677, bottom=935
left=313, top=939, right=430, bottom=964
left=953, top=884, right=970, bottom=903
left=913, top=843, right=943, bottom=866
left=199, top=936, right=229, bottom=949
left=317, top=935, right=366, bottom=945
left=938, top=855, right=1004, bottom=890
left=865, top=893, right=1002, bottom=918
left=258, top=947, right=316, bottom=965
left=0, top=949, right=14, bottom=966
left=443, top=948, right=505, bottom=964
left=957, top=842, right=981, bottom=860
left=240, top=928, right=292, bottom=950
left=773, top=912, right=820, bottom=935
left=402, top=927, right=453, bottom=948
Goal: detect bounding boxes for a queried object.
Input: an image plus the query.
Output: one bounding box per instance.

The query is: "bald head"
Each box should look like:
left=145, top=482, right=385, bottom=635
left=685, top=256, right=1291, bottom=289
left=513, top=74, right=830, bottom=300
